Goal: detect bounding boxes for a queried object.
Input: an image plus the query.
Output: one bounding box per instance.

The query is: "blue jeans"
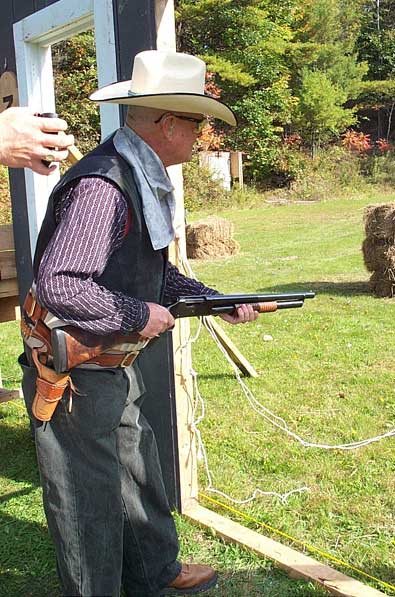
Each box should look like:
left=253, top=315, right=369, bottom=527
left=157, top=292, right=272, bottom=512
left=20, top=354, right=181, bottom=597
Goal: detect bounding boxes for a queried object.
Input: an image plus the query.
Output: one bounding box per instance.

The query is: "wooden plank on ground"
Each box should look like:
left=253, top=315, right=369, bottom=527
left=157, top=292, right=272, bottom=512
left=0, top=387, right=20, bottom=404
left=0, top=278, right=18, bottom=298
left=203, top=316, right=258, bottom=378
left=0, top=250, right=17, bottom=280
left=184, top=503, right=387, bottom=597
left=0, top=224, right=14, bottom=251
left=0, top=295, right=20, bottom=323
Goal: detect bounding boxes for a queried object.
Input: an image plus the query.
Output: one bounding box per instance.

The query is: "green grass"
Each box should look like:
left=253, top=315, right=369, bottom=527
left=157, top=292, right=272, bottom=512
left=2, top=189, right=395, bottom=595
left=188, top=190, right=395, bottom=595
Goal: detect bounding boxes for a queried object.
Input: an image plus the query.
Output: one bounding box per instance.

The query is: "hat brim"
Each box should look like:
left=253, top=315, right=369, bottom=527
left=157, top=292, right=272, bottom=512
left=90, top=82, right=237, bottom=126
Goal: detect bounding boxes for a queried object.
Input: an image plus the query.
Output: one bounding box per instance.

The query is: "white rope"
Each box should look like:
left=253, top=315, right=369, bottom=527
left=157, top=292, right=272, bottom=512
left=189, top=363, right=309, bottom=505
left=202, top=317, right=395, bottom=450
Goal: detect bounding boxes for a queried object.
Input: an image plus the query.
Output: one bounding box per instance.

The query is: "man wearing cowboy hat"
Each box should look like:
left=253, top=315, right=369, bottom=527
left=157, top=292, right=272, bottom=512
left=20, top=50, right=257, bottom=596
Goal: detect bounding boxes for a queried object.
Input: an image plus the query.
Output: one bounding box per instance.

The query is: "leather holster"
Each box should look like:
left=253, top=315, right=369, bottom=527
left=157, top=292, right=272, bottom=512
left=31, top=348, right=73, bottom=422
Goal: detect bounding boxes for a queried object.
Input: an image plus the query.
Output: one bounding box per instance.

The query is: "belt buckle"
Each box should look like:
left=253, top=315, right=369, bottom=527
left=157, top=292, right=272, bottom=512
left=120, top=351, right=136, bottom=367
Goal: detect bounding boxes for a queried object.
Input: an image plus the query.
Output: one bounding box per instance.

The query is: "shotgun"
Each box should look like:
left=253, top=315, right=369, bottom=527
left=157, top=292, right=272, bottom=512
left=167, top=291, right=315, bottom=318
left=50, top=290, right=315, bottom=372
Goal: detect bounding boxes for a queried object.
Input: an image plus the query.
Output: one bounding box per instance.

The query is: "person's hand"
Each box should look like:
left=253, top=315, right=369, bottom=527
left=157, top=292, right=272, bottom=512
left=0, top=107, right=74, bottom=175
left=139, top=302, right=175, bottom=338
left=219, top=303, right=259, bottom=325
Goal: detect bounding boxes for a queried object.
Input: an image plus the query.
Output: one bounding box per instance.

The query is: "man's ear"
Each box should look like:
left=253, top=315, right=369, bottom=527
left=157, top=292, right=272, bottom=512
left=162, top=115, right=175, bottom=140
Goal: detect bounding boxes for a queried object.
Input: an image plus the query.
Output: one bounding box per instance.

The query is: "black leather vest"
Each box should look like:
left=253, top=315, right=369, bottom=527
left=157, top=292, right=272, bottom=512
left=33, top=134, right=167, bottom=305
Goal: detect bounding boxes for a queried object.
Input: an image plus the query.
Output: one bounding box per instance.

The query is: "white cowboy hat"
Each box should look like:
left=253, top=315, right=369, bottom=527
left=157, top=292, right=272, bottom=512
left=89, top=50, right=237, bottom=126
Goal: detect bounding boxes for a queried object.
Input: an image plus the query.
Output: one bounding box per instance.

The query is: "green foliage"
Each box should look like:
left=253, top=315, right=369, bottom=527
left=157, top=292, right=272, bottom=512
left=183, top=157, right=230, bottom=211
left=182, top=156, right=259, bottom=212
left=353, top=79, right=395, bottom=110
left=362, top=151, right=395, bottom=185
left=355, top=1, right=395, bottom=141
left=294, top=69, right=357, bottom=144
left=53, top=32, right=100, bottom=155
left=176, top=0, right=369, bottom=181
left=289, top=0, right=367, bottom=150
left=357, top=0, right=395, bottom=80
left=176, top=0, right=297, bottom=181
left=288, top=146, right=365, bottom=200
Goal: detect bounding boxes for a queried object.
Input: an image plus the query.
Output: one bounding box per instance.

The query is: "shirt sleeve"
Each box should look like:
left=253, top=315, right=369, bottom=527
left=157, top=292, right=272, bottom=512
left=36, top=176, right=150, bottom=335
left=163, top=262, right=220, bottom=305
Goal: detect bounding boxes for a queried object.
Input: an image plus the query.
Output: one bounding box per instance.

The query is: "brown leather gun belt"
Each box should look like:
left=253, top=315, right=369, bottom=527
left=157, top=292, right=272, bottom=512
left=22, top=290, right=138, bottom=369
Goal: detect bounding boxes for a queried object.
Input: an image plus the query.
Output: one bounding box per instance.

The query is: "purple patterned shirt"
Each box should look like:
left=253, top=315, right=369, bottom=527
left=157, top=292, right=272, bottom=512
left=36, top=176, right=217, bottom=335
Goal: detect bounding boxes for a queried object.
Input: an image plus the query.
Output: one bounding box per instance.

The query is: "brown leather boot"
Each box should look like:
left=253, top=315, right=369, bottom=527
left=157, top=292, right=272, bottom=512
left=160, top=563, right=218, bottom=595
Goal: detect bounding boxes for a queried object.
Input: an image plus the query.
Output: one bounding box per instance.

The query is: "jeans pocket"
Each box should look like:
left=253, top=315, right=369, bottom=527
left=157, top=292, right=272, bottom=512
left=67, top=368, right=129, bottom=438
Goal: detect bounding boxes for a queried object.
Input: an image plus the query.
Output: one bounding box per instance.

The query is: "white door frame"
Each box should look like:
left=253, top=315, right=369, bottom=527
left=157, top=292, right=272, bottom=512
left=13, top=0, right=120, bottom=256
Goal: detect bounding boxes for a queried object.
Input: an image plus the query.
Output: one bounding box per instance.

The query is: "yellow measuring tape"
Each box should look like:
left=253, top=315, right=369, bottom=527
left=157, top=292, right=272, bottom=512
left=200, top=492, right=395, bottom=593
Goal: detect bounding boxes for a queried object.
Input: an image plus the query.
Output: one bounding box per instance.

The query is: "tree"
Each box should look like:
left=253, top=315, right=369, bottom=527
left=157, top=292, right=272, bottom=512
left=294, top=69, right=357, bottom=154
left=176, top=0, right=298, bottom=180
left=357, top=0, right=395, bottom=80
left=52, top=31, right=100, bottom=155
left=356, top=0, right=395, bottom=139
left=176, top=0, right=368, bottom=180
left=288, top=0, right=367, bottom=150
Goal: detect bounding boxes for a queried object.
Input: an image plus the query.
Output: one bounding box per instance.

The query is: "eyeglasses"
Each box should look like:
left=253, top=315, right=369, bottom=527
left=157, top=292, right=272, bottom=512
left=154, top=112, right=208, bottom=134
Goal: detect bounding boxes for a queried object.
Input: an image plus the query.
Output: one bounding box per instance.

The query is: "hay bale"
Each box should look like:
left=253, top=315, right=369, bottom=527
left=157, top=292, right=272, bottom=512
left=362, top=237, right=395, bottom=272
left=368, top=271, right=395, bottom=297
left=364, top=203, right=395, bottom=240
left=186, top=216, right=240, bottom=259
left=362, top=203, right=395, bottom=297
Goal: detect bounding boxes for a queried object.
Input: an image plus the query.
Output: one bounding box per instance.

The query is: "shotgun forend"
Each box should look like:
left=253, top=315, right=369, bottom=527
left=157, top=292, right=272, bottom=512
left=167, top=291, right=315, bottom=318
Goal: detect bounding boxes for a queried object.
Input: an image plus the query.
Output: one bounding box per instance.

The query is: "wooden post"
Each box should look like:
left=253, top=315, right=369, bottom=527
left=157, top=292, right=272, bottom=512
left=154, top=0, right=199, bottom=510
left=230, top=150, right=243, bottom=189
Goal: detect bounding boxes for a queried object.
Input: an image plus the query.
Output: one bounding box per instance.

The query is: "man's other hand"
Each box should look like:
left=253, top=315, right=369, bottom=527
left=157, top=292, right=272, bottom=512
left=0, top=107, right=74, bottom=175
left=219, top=303, right=259, bottom=325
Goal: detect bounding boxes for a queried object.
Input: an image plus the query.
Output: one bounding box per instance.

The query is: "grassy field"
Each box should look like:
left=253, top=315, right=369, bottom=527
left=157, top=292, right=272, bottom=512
left=1, top=190, right=395, bottom=595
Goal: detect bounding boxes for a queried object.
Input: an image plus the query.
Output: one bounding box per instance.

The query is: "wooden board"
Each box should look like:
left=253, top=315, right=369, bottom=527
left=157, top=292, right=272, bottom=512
left=204, top=316, right=258, bottom=377
left=0, top=250, right=17, bottom=280
left=0, top=295, right=20, bottom=323
left=185, top=502, right=387, bottom=597
left=0, top=224, right=14, bottom=251
left=0, top=278, right=18, bottom=299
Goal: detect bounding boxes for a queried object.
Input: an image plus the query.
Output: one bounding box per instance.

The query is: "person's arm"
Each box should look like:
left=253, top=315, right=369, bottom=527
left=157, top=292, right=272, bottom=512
left=164, top=262, right=219, bottom=304
left=36, top=177, right=150, bottom=335
left=0, top=107, right=74, bottom=175
left=164, top=263, right=258, bottom=325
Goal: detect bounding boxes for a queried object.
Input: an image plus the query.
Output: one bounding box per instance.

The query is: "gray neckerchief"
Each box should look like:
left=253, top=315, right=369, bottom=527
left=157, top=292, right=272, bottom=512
left=113, top=126, right=175, bottom=250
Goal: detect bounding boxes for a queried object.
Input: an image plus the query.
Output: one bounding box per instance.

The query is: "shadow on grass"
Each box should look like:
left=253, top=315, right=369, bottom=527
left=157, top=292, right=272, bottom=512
left=0, top=419, right=58, bottom=597
left=0, top=420, right=39, bottom=487
left=258, top=280, right=372, bottom=298
left=0, top=512, right=59, bottom=597
left=198, top=372, right=236, bottom=381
